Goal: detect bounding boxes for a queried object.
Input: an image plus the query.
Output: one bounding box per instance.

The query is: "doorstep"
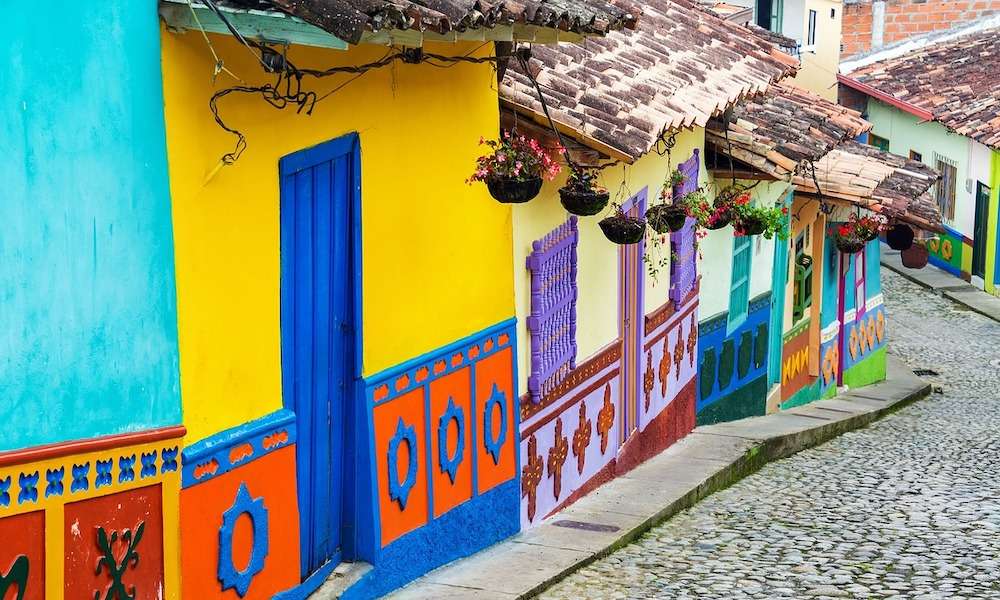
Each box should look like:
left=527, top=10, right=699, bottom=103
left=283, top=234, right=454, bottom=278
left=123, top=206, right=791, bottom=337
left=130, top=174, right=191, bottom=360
left=385, top=356, right=930, bottom=599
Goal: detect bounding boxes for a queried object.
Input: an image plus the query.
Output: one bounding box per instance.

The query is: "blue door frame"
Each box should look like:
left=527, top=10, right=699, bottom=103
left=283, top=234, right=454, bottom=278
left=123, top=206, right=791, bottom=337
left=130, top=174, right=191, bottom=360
left=767, top=189, right=792, bottom=386
left=280, top=133, right=363, bottom=578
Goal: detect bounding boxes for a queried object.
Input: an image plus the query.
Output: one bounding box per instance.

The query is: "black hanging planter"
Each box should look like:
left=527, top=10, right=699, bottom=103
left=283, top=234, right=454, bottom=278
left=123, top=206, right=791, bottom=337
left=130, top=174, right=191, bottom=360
left=886, top=223, right=914, bottom=250
left=560, top=186, right=610, bottom=216
left=836, top=236, right=866, bottom=254
left=485, top=177, right=543, bottom=204
left=737, top=215, right=766, bottom=236
left=901, top=243, right=929, bottom=269
left=599, top=214, right=646, bottom=245
left=646, top=204, right=688, bottom=234
left=705, top=209, right=732, bottom=231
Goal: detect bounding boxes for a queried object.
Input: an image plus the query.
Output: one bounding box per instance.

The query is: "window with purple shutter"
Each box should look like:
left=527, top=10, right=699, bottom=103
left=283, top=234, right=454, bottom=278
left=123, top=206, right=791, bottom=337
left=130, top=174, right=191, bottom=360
left=526, top=217, right=579, bottom=404
left=670, top=150, right=700, bottom=308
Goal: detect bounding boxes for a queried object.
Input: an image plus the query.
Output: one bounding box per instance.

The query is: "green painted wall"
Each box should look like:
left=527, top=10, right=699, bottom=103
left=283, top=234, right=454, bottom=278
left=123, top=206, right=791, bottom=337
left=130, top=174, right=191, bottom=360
left=779, top=380, right=821, bottom=410
left=866, top=99, right=976, bottom=236
left=843, top=346, right=887, bottom=389
left=696, top=374, right=768, bottom=426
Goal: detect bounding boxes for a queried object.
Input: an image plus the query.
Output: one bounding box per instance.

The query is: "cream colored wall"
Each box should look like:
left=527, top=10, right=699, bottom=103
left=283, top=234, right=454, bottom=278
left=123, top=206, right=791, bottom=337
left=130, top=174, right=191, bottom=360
left=512, top=128, right=704, bottom=397
left=795, top=0, right=842, bottom=100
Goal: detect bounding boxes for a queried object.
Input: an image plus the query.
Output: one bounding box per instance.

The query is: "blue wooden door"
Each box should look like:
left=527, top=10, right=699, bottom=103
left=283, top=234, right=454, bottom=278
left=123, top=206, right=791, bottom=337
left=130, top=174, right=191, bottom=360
left=279, top=134, right=359, bottom=577
left=767, top=189, right=792, bottom=386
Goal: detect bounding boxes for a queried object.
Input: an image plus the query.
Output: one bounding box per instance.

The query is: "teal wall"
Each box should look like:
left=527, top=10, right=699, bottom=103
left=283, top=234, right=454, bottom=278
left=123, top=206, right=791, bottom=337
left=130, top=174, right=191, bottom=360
left=0, top=1, right=181, bottom=451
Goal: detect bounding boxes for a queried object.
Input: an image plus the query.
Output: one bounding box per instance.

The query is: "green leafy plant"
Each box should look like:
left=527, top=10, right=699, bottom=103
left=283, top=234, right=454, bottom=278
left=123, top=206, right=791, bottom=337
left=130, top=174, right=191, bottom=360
left=731, top=201, right=788, bottom=239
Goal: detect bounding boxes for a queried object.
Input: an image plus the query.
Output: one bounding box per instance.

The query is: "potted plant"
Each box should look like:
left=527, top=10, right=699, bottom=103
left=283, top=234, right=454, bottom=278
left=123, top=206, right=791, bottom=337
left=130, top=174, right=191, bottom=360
left=684, top=188, right=735, bottom=230
left=731, top=202, right=788, bottom=239
left=830, top=222, right=866, bottom=254
left=901, top=241, right=929, bottom=269
left=467, top=131, right=561, bottom=203
left=646, top=169, right=690, bottom=233
left=886, top=223, right=915, bottom=251
left=559, top=169, right=610, bottom=216
left=849, top=213, right=887, bottom=242
left=599, top=204, right=646, bottom=245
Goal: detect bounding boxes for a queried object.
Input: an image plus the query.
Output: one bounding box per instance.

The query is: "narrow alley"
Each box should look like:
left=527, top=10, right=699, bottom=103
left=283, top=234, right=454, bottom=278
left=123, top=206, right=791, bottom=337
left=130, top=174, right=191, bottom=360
left=541, top=267, right=1000, bottom=599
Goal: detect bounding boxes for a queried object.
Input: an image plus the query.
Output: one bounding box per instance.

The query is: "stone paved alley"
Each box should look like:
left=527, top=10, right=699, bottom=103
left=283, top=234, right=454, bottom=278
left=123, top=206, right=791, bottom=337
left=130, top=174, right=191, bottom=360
left=540, top=267, right=1000, bottom=599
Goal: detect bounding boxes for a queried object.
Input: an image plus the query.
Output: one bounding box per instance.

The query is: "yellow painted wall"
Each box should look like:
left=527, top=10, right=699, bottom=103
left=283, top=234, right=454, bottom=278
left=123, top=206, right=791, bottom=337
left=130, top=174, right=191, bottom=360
left=512, top=128, right=704, bottom=397
left=795, top=0, right=842, bottom=100
left=161, top=30, right=511, bottom=442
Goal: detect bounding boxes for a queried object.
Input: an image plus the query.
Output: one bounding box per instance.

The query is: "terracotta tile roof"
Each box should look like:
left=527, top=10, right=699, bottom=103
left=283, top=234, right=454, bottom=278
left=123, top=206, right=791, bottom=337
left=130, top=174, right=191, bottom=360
left=499, top=0, right=799, bottom=161
left=793, top=141, right=943, bottom=233
left=234, top=0, right=637, bottom=44
left=706, top=82, right=871, bottom=178
left=844, top=26, right=1000, bottom=150
left=746, top=23, right=798, bottom=52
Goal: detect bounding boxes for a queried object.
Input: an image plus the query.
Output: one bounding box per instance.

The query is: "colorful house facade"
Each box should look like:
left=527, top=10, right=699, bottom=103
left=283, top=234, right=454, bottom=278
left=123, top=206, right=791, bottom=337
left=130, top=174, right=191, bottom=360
left=499, top=0, right=797, bottom=526
left=839, top=23, right=1000, bottom=292
left=0, top=2, right=944, bottom=600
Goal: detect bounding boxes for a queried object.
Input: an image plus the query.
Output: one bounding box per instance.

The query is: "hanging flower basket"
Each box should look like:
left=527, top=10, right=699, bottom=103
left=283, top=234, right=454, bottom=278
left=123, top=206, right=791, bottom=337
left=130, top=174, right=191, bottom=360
left=736, top=215, right=766, bottom=236
left=705, top=209, right=732, bottom=230
left=599, top=213, right=646, bottom=245
left=886, top=223, right=915, bottom=251
left=646, top=204, right=688, bottom=234
left=486, top=177, right=543, bottom=204
left=835, top=236, right=866, bottom=254
left=468, top=131, right=561, bottom=204
left=559, top=169, right=610, bottom=216
left=901, top=242, right=929, bottom=269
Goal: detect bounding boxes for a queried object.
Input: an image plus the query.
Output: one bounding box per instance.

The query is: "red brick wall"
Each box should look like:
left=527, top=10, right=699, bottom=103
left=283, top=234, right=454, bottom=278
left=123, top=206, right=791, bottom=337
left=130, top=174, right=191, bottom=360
left=843, top=0, right=1000, bottom=57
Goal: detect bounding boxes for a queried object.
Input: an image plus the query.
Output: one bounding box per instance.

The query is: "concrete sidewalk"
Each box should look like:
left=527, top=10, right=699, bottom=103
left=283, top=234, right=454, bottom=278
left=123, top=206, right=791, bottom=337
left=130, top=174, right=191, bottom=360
left=384, top=358, right=931, bottom=600
left=881, top=246, right=1000, bottom=322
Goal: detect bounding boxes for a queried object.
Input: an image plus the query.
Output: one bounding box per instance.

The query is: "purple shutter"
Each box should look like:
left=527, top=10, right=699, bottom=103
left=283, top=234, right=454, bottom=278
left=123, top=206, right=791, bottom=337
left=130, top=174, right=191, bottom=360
left=526, top=217, right=579, bottom=404
left=670, top=150, right=700, bottom=307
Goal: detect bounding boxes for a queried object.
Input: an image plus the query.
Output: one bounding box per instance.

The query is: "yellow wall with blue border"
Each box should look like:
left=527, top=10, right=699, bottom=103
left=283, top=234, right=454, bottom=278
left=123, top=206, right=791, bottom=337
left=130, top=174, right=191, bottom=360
left=160, top=30, right=512, bottom=443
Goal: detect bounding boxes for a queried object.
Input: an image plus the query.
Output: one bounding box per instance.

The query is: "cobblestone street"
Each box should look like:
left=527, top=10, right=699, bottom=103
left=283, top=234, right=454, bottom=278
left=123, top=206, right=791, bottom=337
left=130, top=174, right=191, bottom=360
left=541, top=267, right=1000, bottom=600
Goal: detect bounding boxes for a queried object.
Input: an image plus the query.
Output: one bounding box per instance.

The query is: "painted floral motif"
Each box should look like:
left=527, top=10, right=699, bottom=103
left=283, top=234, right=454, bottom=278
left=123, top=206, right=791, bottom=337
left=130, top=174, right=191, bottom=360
left=118, top=455, right=136, bottom=484
left=17, top=472, right=38, bottom=504
left=867, top=315, right=877, bottom=349
left=822, top=344, right=839, bottom=385
left=658, top=337, right=671, bottom=398
left=521, top=436, right=543, bottom=522
left=597, top=384, right=615, bottom=454
left=673, top=322, right=686, bottom=379
left=71, top=463, right=90, bottom=493
left=547, top=418, right=569, bottom=500
left=876, top=310, right=886, bottom=343
left=95, top=459, right=113, bottom=488
left=45, top=467, right=64, bottom=498
left=849, top=326, right=860, bottom=360
left=140, top=452, right=158, bottom=479
left=95, top=522, right=145, bottom=600
left=643, top=351, right=654, bottom=410
left=687, top=314, right=698, bottom=367
left=0, top=476, right=11, bottom=507
left=571, top=402, right=592, bottom=475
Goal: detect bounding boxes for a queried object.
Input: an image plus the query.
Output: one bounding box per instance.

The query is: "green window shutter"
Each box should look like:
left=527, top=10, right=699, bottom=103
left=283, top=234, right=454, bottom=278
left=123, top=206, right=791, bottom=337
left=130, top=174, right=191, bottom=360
left=728, top=236, right=753, bottom=331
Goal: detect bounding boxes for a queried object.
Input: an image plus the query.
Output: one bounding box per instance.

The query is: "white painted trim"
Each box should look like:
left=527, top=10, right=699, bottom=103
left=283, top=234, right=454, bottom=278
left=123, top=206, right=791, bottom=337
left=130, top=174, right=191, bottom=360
left=866, top=293, right=884, bottom=310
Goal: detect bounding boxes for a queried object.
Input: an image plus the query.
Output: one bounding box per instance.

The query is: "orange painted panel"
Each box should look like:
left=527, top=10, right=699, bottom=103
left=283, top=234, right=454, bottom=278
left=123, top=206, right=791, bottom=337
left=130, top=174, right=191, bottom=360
left=0, top=510, right=44, bottom=600
left=373, top=388, right=428, bottom=546
left=180, top=446, right=300, bottom=600
left=429, top=367, right=473, bottom=518
left=65, top=485, right=164, bottom=600
left=475, top=348, right=516, bottom=494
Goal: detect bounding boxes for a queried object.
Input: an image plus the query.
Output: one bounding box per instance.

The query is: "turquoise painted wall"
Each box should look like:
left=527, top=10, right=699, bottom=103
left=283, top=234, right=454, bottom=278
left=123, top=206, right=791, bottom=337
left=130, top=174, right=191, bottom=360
left=0, top=1, right=181, bottom=451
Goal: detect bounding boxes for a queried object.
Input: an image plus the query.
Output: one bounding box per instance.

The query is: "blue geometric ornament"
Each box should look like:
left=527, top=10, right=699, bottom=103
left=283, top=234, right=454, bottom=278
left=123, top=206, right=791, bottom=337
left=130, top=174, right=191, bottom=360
left=483, top=383, right=509, bottom=465
left=218, top=483, right=269, bottom=597
left=437, top=397, right=465, bottom=484
left=387, top=417, right=418, bottom=509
